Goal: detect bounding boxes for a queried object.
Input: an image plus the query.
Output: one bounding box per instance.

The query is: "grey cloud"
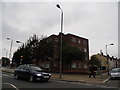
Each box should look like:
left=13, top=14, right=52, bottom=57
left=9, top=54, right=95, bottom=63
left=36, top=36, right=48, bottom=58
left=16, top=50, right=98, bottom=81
left=2, top=2, right=118, bottom=58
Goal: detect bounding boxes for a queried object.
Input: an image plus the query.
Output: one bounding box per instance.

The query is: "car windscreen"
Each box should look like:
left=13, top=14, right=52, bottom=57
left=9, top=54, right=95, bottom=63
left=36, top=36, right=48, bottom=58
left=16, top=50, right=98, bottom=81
left=110, top=68, right=120, bottom=73
left=17, top=65, right=24, bottom=69
left=29, top=66, right=42, bottom=71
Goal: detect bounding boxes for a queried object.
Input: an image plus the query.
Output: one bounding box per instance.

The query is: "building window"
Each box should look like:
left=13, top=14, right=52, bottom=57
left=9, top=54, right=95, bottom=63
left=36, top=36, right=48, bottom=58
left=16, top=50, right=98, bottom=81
left=83, top=48, right=87, bottom=52
left=71, top=63, right=77, bottom=68
left=54, top=45, right=57, bottom=48
left=79, top=63, right=82, bottom=68
left=45, top=64, right=50, bottom=68
left=55, top=38, right=58, bottom=42
left=71, top=37, right=76, bottom=43
left=42, top=64, right=45, bottom=67
left=53, top=63, right=57, bottom=67
left=83, top=40, right=87, bottom=45
left=48, top=38, right=51, bottom=42
left=79, top=47, right=82, bottom=51
left=84, top=64, right=88, bottom=68
left=78, top=40, right=81, bottom=43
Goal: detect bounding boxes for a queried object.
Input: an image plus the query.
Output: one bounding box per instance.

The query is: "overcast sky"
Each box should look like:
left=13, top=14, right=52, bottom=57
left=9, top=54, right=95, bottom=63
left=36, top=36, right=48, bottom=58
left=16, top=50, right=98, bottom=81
left=1, top=1, right=119, bottom=59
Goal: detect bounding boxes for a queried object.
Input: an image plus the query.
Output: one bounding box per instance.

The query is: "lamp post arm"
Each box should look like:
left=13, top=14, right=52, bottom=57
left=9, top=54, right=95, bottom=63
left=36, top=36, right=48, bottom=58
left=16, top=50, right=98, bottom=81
left=106, top=45, right=108, bottom=56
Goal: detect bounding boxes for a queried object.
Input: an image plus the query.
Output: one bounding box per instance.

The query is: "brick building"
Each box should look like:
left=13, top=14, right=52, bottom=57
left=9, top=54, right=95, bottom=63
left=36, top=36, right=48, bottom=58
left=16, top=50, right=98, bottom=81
left=38, top=33, right=89, bottom=73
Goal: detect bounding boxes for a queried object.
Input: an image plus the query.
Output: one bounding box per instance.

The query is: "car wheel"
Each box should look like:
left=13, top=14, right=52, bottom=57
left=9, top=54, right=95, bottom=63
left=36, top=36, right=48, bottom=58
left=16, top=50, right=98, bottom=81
left=15, top=75, right=19, bottom=80
left=29, top=75, right=34, bottom=82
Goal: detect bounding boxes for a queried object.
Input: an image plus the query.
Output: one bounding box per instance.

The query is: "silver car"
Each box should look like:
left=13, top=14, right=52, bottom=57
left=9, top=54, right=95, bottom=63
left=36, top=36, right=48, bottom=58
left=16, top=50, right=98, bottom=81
left=109, top=68, right=120, bottom=79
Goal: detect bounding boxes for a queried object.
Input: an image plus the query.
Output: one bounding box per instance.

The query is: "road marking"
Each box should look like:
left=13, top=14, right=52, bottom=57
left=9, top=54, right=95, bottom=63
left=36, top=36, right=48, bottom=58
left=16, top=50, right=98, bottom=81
left=103, top=77, right=111, bottom=83
left=2, top=74, right=14, bottom=78
left=3, top=83, right=19, bottom=90
left=2, top=74, right=8, bottom=77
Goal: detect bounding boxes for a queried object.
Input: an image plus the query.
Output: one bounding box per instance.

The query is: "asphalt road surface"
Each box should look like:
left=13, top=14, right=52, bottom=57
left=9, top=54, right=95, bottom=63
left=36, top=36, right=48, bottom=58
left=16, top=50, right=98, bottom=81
left=100, top=78, right=120, bottom=88
left=1, top=72, right=119, bottom=90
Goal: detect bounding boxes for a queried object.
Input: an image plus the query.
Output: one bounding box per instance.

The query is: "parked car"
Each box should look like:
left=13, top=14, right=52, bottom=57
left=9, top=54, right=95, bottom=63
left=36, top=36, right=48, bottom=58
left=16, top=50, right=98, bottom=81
left=109, top=68, right=120, bottom=79
left=14, top=64, right=51, bottom=82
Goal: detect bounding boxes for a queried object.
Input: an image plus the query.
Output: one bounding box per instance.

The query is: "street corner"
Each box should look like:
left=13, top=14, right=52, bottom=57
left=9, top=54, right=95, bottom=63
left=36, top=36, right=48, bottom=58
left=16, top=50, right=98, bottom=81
left=1, top=68, right=14, bottom=74
left=54, top=78, right=87, bottom=83
left=83, top=78, right=106, bottom=85
left=102, top=77, right=111, bottom=83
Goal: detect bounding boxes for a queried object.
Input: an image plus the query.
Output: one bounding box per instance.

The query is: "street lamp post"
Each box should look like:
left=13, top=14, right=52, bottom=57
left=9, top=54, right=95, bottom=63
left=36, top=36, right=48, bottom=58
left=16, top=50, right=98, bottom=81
left=115, top=57, right=118, bottom=68
left=56, top=4, right=63, bottom=79
left=100, top=50, right=103, bottom=79
left=7, top=38, right=13, bottom=62
left=105, top=43, right=114, bottom=76
left=106, top=43, right=114, bottom=56
left=4, top=49, right=8, bottom=58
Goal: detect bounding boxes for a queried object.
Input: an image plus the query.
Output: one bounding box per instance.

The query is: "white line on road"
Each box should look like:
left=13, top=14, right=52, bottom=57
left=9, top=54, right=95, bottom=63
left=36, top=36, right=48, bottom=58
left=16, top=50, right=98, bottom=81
left=2, top=74, right=14, bottom=78
left=3, top=83, right=19, bottom=90
left=3, top=74, right=8, bottom=77
left=103, top=77, right=111, bottom=83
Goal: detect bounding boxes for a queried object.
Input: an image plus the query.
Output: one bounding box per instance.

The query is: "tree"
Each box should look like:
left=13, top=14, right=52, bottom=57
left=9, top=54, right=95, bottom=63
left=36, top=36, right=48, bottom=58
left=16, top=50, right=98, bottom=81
left=62, top=45, right=86, bottom=68
left=89, top=55, right=101, bottom=67
left=35, top=38, right=53, bottom=63
left=1, top=57, right=10, bottom=66
left=12, top=34, right=53, bottom=66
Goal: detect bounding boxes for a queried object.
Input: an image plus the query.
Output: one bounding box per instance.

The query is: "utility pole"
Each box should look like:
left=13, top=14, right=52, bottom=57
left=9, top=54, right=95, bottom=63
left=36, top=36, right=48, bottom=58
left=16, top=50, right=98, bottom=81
left=105, top=43, right=114, bottom=76
left=100, top=50, right=103, bottom=79
left=7, top=38, right=13, bottom=62
left=56, top=4, right=63, bottom=79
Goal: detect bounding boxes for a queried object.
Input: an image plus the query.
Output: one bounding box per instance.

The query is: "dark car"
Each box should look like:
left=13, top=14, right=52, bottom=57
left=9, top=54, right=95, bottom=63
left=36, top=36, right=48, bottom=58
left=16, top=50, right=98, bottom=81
left=14, top=64, right=51, bottom=82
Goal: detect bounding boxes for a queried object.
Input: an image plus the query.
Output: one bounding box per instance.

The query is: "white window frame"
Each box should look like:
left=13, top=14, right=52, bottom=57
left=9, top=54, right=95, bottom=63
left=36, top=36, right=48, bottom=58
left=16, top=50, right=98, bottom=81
left=83, top=48, right=87, bottom=52
left=78, top=40, right=81, bottom=43
left=71, top=63, right=77, bottom=68
left=71, top=37, right=76, bottom=42
left=84, top=64, right=88, bottom=68
left=83, top=40, right=87, bottom=45
left=79, top=63, right=82, bottom=68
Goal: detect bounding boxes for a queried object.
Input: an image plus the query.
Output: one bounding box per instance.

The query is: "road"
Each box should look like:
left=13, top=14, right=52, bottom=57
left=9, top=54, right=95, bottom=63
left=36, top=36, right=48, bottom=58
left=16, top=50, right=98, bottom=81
left=100, top=78, right=120, bottom=88
left=1, top=72, right=119, bottom=90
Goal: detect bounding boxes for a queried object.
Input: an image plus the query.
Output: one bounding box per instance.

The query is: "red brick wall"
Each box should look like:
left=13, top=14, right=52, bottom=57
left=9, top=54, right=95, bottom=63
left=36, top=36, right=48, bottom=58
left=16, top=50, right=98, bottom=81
left=39, top=33, right=89, bottom=73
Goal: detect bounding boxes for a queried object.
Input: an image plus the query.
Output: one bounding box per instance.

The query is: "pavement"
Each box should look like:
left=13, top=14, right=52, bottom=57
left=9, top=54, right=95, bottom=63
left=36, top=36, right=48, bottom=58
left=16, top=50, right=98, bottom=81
left=1, top=66, right=110, bottom=85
